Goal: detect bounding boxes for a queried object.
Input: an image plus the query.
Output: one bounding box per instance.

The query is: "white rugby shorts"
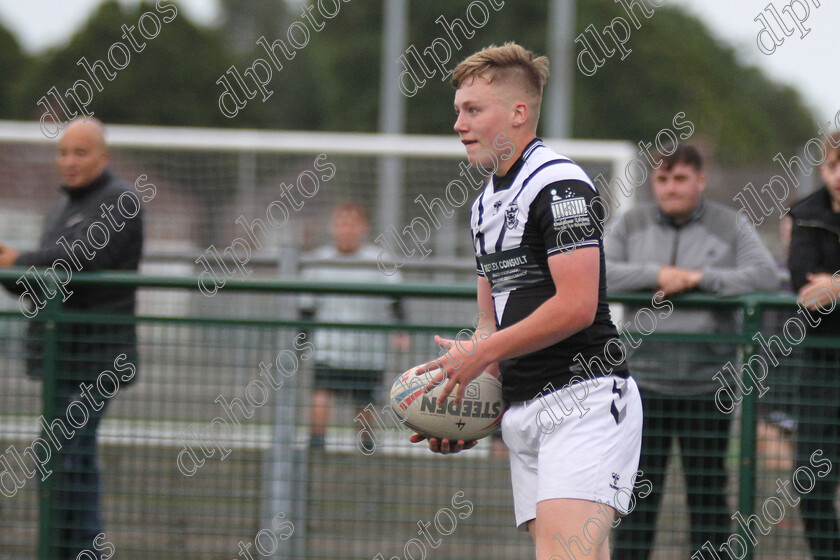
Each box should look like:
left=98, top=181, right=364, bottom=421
left=501, top=375, right=643, bottom=530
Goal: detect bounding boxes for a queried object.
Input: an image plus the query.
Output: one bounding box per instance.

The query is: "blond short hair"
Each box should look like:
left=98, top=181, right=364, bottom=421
left=452, top=42, right=549, bottom=100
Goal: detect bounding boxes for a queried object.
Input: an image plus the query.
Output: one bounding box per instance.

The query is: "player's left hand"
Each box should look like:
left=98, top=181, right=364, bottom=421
left=798, top=273, right=838, bottom=311
left=409, top=432, right=478, bottom=455
left=417, top=334, right=489, bottom=406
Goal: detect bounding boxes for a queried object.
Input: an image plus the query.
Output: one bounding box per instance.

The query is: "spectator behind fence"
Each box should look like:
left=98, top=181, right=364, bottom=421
left=788, top=130, right=840, bottom=560
left=298, top=202, right=407, bottom=452
left=0, top=118, right=143, bottom=559
left=605, top=144, right=778, bottom=558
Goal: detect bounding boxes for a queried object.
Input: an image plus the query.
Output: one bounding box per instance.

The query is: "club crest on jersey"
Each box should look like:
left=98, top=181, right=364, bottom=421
left=550, top=188, right=589, bottom=229
left=505, top=203, right=519, bottom=229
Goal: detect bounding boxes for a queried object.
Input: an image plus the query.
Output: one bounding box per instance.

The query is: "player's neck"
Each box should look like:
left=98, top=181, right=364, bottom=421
left=495, top=135, right=537, bottom=177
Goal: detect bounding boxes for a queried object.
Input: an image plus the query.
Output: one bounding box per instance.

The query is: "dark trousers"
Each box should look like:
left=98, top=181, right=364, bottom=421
left=797, top=348, right=840, bottom=560
left=614, top=390, right=732, bottom=558
left=43, top=379, right=110, bottom=560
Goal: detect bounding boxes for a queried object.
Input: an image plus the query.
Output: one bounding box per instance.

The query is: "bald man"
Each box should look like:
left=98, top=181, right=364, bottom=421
left=0, top=118, right=143, bottom=559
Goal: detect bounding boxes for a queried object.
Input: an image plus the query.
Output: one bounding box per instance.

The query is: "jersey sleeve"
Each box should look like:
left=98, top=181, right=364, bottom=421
left=470, top=206, right=486, bottom=277
left=530, top=179, right=606, bottom=256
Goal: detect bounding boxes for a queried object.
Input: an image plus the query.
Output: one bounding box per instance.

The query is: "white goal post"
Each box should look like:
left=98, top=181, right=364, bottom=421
left=0, top=120, right=636, bottom=277
left=0, top=120, right=635, bottom=161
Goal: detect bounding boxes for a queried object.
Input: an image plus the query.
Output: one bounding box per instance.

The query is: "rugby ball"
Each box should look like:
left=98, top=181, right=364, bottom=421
left=390, top=366, right=506, bottom=441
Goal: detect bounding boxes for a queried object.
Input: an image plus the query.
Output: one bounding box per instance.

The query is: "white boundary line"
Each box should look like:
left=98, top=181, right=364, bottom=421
left=0, top=415, right=493, bottom=458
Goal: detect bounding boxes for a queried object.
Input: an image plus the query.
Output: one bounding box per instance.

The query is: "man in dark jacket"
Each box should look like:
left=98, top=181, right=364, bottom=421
left=788, top=130, right=840, bottom=560
left=0, top=118, right=143, bottom=559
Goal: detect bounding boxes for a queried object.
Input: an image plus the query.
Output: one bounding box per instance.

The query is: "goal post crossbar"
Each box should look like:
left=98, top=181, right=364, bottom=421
left=0, top=119, right=635, bottom=169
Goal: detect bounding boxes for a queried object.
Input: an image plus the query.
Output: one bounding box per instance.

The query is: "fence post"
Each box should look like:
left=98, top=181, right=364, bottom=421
left=264, top=251, right=306, bottom=559
left=737, top=298, right=762, bottom=560
left=37, top=299, right=61, bottom=560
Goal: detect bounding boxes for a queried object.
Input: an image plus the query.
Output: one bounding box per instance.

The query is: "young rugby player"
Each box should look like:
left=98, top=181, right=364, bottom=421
left=410, top=43, right=643, bottom=560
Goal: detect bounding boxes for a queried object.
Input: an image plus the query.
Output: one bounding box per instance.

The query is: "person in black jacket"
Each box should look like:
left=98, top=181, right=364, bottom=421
left=788, top=129, right=840, bottom=560
left=0, top=118, right=143, bottom=559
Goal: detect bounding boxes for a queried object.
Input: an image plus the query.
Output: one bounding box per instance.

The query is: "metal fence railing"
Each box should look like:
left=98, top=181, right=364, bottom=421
left=0, top=270, right=835, bottom=560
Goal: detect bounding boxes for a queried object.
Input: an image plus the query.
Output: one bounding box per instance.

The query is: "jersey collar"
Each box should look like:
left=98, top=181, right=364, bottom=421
left=493, top=138, right=543, bottom=193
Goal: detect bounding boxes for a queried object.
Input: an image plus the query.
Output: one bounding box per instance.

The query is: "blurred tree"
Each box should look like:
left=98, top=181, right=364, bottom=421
left=218, top=0, right=291, bottom=53
left=6, top=0, right=817, bottom=163
left=13, top=0, right=296, bottom=129
left=0, top=22, right=28, bottom=119
left=301, top=0, right=816, bottom=163
left=220, top=0, right=325, bottom=130
left=298, top=3, right=383, bottom=132
left=573, top=2, right=816, bottom=163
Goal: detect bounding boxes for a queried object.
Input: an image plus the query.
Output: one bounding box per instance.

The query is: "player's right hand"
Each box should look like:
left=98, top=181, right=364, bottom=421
left=409, top=432, right=478, bottom=455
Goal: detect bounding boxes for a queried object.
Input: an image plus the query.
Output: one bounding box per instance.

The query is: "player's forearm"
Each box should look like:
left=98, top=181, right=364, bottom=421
left=476, top=277, right=497, bottom=335
left=480, top=294, right=595, bottom=365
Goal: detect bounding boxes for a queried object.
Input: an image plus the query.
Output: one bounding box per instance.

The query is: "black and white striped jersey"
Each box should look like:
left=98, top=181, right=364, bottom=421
left=470, top=138, right=628, bottom=403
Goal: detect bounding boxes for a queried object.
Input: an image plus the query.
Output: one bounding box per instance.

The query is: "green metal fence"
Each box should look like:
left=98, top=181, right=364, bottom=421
left=0, top=270, right=836, bottom=560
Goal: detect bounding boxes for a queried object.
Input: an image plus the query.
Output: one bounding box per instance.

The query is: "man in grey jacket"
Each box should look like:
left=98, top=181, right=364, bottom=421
left=606, top=144, right=778, bottom=558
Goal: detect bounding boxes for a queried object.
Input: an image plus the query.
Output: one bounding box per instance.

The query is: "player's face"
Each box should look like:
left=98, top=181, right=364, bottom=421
left=332, top=209, right=369, bottom=254
left=453, top=77, right=515, bottom=175
left=56, top=123, right=109, bottom=189
left=820, top=151, right=840, bottom=210
left=651, top=162, right=706, bottom=222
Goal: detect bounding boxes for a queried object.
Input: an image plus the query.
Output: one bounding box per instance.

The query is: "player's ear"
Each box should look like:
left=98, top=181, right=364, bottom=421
left=511, top=101, right=528, bottom=128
